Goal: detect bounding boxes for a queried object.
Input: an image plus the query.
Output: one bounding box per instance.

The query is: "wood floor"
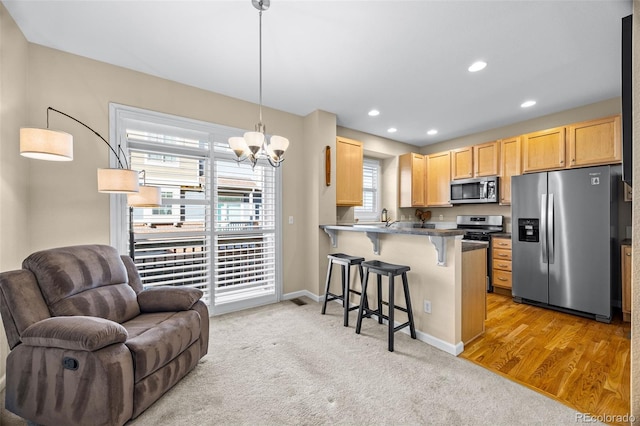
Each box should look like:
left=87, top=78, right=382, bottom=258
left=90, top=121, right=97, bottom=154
left=461, top=293, right=631, bottom=425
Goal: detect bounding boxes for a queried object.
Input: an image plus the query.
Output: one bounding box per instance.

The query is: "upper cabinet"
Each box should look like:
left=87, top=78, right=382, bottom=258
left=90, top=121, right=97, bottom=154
left=474, top=141, right=500, bottom=177
left=399, top=153, right=426, bottom=207
left=451, top=141, right=499, bottom=180
left=336, top=136, right=363, bottom=206
left=451, top=147, right=473, bottom=180
left=567, top=115, right=621, bottom=168
left=522, top=126, right=566, bottom=173
left=426, top=151, right=452, bottom=206
left=499, top=136, right=521, bottom=205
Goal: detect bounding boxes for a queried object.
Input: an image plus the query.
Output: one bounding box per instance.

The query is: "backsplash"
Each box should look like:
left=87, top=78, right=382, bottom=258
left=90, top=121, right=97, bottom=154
left=399, top=204, right=512, bottom=232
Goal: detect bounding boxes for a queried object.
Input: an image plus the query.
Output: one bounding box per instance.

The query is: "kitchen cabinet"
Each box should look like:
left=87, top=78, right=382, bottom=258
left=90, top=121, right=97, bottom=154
left=451, top=147, right=473, bottom=180
left=567, top=115, right=621, bottom=168
left=398, top=153, right=426, bottom=207
left=462, top=246, right=487, bottom=345
left=622, top=244, right=631, bottom=322
left=499, top=136, right=521, bottom=205
left=474, top=141, right=500, bottom=177
left=426, top=151, right=452, bottom=206
left=492, top=237, right=512, bottom=294
left=451, top=141, right=499, bottom=180
left=336, top=136, right=363, bottom=206
left=522, top=126, right=566, bottom=173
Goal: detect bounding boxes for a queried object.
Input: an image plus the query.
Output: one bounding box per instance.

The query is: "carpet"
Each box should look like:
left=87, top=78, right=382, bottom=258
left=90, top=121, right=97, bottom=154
left=1, top=297, right=593, bottom=425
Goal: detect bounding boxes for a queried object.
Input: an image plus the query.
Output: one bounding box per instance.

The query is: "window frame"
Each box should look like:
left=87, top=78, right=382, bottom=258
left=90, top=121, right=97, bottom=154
left=354, top=157, right=382, bottom=222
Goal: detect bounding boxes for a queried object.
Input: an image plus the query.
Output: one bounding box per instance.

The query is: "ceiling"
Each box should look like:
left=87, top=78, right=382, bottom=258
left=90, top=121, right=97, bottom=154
left=2, top=0, right=633, bottom=146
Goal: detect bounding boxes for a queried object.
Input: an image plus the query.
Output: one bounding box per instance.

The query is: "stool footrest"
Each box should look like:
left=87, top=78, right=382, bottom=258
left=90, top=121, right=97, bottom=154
left=394, top=322, right=411, bottom=333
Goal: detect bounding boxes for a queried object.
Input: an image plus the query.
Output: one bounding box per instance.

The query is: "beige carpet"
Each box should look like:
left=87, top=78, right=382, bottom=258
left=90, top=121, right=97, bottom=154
left=2, top=297, right=593, bottom=425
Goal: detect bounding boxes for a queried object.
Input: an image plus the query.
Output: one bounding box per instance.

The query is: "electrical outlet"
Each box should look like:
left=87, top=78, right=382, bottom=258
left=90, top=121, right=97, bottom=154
left=439, top=214, right=444, bottom=221
left=423, top=300, right=432, bottom=314
left=288, top=216, right=294, bottom=225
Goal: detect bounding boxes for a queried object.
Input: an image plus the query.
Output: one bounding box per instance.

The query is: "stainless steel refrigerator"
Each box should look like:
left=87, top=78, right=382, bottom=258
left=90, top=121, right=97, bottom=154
left=512, top=165, right=620, bottom=322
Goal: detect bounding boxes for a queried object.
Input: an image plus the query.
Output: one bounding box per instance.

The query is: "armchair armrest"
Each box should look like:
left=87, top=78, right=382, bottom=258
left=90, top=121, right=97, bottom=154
left=21, top=316, right=128, bottom=352
left=137, top=286, right=203, bottom=313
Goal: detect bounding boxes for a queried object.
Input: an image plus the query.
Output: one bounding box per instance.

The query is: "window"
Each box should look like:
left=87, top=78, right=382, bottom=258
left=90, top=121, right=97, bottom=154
left=111, top=104, right=282, bottom=314
left=354, top=158, right=381, bottom=222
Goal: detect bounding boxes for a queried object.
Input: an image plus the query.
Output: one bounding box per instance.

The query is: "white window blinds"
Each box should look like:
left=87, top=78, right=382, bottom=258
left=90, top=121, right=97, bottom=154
left=354, top=158, right=381, bottom=221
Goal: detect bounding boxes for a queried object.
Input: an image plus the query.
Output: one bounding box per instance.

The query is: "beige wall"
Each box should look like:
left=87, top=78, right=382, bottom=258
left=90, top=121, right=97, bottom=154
left=0, top=3, right=30, bottom=391
left=631, top=0, right=639, bottom=419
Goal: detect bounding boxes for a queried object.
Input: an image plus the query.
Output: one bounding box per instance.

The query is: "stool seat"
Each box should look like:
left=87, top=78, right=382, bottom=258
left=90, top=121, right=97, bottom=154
left=356, top=260, right=416, bottom=352
left=361, top=260, right=410, bottom=275
left=321, top=253, right=367, bottom=327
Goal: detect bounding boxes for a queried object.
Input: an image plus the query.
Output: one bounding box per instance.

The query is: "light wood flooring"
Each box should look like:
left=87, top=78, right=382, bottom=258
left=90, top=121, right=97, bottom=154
left=461, top=293, right=631, bottom=425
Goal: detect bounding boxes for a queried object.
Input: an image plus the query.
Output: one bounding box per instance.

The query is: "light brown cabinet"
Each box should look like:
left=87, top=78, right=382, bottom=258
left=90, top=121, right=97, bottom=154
left=492, top=237, right=512, bottom=294
left=451, top=141, right=499, bottom=180
left=567, top=115, right=621, bottom=168
left=451, top=147, right=473, bottom=180
left=499, top=137, right=521, bottom=205
left=398, top=153, right=426, bottom=207
left=462, top=246, right=487, bottom=345
left=622, top=244, right=631, bottom=322
left=474, top=141, right=500, bottom=177
left=522, top=126, right=566, bottom=173
left=426, top=151, right=452, bottom=206
left=336, top=136, right=363, bottom=206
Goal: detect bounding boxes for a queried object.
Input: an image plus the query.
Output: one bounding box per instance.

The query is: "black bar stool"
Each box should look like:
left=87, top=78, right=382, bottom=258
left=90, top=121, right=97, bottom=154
left=355, top=260, right=416, bottom=352
left=321, top=253, right=366, bottom=327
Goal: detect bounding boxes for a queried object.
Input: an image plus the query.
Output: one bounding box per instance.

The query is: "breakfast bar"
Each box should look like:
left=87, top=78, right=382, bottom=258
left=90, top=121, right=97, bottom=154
left=319, top=223, right=487, bottom=355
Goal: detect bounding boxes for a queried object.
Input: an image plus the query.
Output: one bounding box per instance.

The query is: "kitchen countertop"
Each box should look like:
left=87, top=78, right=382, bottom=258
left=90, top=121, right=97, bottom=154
left=622, top=239, right=632, bottom=246
left=461, top=241, right=489, bottom=252
left=492, top=232, right=512, bottom=239
left=319, top=224, right=465, bottom=237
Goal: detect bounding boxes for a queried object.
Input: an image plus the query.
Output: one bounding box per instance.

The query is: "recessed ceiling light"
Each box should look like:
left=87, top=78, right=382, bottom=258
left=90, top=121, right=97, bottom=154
left=468, top=61, right=487, bottom=72
left=521, top=100, right=536, bottom=108
left=368, top=109, right=380, bottom=117
left=427, top=129, right=438, bottom=136
left=387, top=127, right=397, bottom=133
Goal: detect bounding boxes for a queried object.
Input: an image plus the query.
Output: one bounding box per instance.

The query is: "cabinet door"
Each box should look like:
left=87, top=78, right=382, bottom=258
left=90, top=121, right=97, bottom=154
left=522, top=127, right=566, bottom=173
left=474, top=141, right=500, bottom=177
left=499, top=137, right=521, bottom=205
left=398, top=153, right=426, bottom=207
left=426, top=151, right=452, bottom=206
left=336, top=137, right=363, bottom=206
left=451, top=147, right=473, bottom=180
left=567, top=115, right=621, bottom=168
left=622, top=245, right=631, bottom=320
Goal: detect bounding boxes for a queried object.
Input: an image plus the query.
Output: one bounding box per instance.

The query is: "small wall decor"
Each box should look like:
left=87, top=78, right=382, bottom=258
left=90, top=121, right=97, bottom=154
left=325, top=146, right=331, bottom=186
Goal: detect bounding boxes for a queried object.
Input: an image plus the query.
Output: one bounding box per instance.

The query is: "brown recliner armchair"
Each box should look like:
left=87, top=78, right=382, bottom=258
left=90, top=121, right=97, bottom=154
left=0, top=244, right=209, bottom=426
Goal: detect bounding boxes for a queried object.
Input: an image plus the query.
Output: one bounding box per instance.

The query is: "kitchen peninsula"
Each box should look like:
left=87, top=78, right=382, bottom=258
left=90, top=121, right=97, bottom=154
left=319, top=224, right=486, bottom=355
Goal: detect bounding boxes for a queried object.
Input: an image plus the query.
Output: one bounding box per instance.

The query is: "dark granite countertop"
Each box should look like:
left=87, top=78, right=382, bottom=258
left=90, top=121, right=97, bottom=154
left=319, top=224, right=465, bottom=238
left=462, top=241, right=489, bottom=252
left=492, top=233, right=511, bottom=239
left=622, top=239, right=632, bottom=246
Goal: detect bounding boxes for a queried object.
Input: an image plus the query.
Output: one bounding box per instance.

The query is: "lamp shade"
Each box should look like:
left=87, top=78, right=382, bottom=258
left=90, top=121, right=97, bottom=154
left=20, top=127, right=73, bottom=161
left=269, top=135, right=289, bottom=156
left=97, top=168, right=140, bottom=193
left=127, top=185, right=162, bottom=207
left=229, top=136, right=249, bottom=158
left=243, top=131, right=265, bottom=153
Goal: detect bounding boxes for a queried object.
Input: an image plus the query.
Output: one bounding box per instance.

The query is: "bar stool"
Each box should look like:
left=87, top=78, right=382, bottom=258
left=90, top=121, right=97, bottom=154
left=355, top=260, right=416, bottom=352
left=321, top=253, right=367, bottom=327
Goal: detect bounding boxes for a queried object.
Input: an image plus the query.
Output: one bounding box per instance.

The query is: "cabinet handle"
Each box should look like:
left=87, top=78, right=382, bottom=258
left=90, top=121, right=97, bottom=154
left=497, top=277, right=508, bottom=281
left=497, top=253, right=509, bottom=257
left=498, top=242, right=508, bottom=246
left=560, top=160, right=564, bottom=164
left=627, top=252, right=631, bottom=256
left=498, top=263, right=508, bottom=268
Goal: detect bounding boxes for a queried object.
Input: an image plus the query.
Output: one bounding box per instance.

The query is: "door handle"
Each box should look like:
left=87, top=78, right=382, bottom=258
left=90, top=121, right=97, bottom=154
left=541, top=193, right=548, bottom=263
left=548, top=193, right=554, bottom=264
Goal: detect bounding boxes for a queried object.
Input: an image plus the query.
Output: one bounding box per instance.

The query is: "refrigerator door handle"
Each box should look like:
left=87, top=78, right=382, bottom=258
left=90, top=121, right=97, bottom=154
left=548, top=193, right=554, bottom=264
left=541, top=193, right=548, bottom=263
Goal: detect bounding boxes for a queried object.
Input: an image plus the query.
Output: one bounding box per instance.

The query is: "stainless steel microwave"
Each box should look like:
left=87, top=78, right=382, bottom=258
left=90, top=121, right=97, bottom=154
left=450, top=176, right=498, bottom=204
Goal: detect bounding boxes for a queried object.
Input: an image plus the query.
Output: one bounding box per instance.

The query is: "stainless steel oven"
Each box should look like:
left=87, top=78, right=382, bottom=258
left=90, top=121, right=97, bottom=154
left=457, top=215, right=504, bottom=292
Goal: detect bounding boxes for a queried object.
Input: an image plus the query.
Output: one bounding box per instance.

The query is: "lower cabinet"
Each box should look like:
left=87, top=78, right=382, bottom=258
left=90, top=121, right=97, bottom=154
left=492, top=237, right=512, bottom=295
left=622, top=244, right=631, bottom=322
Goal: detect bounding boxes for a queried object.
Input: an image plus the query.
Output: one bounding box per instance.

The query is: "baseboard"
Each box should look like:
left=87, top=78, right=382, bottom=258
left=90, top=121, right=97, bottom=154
left=282, top=290, right=321, bottom=303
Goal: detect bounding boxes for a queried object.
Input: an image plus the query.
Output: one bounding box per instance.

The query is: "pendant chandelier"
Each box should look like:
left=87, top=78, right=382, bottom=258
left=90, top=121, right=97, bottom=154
left=228, top=0, right=289, bottom=168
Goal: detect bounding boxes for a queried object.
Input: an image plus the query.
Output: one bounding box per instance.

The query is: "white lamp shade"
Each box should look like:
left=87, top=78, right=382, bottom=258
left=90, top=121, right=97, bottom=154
left=229, top=136, right=249, bottom=157
left=97, top=168, right=140, bottom=193
left=243, top=131, right=265, bottom=151
left=128, top=185, right=162, bottom=207
left=269, top=135, right=289, bottom=154
left=20, top=127, right=73, bottom=161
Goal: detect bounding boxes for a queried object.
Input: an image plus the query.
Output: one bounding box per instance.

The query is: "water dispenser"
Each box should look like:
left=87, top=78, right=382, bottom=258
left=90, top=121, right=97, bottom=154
left=518, top=218, right=539, bottom=242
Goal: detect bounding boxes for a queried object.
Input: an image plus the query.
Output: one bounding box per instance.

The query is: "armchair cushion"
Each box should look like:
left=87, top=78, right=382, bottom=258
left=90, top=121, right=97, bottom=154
left=21, top=316, right=128, bottom=351
left=137, top=286, right=203, bottom=312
